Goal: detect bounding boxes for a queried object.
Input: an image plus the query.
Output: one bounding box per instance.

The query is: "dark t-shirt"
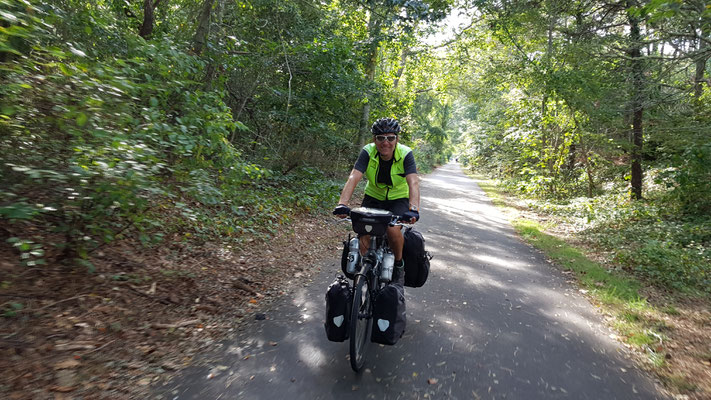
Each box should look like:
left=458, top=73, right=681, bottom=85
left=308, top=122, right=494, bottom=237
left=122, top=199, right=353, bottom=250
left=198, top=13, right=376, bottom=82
left=353, top=149, right=417, bottom=185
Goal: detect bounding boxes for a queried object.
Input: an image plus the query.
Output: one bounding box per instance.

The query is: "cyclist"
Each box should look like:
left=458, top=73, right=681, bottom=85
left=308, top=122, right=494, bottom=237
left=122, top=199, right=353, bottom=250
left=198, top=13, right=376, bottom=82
left=333, top=117, right=420, bottom=284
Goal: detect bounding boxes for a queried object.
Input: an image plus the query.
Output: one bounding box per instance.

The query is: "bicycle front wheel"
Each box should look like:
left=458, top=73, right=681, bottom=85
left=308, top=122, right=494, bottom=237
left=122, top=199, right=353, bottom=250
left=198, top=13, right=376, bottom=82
left=349, top=273, right=372, bottom=372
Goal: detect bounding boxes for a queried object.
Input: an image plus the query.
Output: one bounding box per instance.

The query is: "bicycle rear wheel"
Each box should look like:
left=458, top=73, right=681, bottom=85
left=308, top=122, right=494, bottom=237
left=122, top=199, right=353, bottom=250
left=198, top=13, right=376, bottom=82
left=349, top=273, right=372, bottom=372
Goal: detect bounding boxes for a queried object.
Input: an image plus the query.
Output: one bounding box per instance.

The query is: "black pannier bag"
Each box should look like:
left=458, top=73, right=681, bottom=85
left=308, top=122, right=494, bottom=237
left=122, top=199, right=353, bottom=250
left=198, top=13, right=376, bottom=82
left=324, top=275, right=352, bottom=342
left=350, top=207, right=392, bottom=236
left=402, top=227, right=432, bottom=288
left=371, top=283, right=406, bottom=345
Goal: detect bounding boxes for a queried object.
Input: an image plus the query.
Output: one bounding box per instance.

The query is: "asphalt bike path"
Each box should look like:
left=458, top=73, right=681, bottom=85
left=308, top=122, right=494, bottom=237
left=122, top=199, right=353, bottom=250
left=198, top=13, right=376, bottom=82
left=159, top=161, right=667, bottom=400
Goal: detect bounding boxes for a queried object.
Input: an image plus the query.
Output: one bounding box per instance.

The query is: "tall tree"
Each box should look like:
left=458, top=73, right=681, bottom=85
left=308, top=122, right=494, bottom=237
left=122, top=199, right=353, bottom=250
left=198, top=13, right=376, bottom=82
left=193, top=0, right=216, bottom=54
left=627, top=0, right=645, bottom=200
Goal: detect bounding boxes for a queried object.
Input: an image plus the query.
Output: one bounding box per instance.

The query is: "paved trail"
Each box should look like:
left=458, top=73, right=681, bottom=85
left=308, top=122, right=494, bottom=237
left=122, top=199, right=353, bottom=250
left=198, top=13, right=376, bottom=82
left=160, top=162, right=666, bottom=400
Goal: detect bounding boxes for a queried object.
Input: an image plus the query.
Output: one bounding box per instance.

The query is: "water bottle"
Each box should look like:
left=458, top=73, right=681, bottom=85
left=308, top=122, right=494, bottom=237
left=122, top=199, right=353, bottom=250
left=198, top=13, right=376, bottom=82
left=380, top=250, right=395, bottom=282
left=346, top=238, right=360, bottom=274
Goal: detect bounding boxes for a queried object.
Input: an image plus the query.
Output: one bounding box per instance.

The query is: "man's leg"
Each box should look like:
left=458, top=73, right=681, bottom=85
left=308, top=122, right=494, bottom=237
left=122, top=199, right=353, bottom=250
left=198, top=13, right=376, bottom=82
left=386, top=226, right=404, bottom=260
left=359, top=234, right=370, bottom=255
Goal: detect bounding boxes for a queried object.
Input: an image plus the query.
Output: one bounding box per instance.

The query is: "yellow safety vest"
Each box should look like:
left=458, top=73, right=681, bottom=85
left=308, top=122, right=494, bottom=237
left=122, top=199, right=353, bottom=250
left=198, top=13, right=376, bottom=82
left=363, top=142, right=412, bottom=201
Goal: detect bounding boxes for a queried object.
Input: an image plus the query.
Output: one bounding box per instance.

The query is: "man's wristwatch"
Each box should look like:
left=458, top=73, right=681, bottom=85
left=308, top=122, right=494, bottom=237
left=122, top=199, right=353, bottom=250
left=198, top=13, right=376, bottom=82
left=409, top=204, right=419, bottom=212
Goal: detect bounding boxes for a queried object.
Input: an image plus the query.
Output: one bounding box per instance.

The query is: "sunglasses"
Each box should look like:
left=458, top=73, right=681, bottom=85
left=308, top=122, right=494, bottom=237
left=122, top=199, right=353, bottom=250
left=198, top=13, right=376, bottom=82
left=375, top=135, right=398, bottom=143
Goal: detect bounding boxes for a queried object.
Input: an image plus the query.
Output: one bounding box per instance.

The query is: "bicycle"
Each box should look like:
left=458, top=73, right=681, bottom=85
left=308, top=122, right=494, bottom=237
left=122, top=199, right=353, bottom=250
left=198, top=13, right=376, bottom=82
left=344, top=207, right=407, bottom=372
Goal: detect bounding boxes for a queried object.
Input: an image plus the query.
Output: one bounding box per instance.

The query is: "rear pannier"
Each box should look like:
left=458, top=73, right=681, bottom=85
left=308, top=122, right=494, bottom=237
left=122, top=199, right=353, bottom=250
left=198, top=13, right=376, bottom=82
left=370, top=283, right=406, bottom=345
left=402, top=227, right=432, bottom=288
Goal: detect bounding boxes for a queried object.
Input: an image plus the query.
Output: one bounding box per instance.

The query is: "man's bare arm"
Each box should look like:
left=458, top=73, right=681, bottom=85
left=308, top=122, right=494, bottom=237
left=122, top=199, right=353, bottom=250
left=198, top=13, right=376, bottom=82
left=338, top=169, right=364, bottom=206
left=406, top=173, right=420, bottom=210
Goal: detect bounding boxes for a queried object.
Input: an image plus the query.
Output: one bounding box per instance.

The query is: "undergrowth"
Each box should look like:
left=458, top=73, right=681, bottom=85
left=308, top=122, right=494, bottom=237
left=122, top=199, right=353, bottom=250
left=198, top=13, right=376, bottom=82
left=514, top=189, right=710, bottom=295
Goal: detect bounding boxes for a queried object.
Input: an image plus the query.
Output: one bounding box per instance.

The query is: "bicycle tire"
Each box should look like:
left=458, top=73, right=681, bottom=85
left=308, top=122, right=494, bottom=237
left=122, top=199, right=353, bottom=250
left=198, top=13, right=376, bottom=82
left=349, top=273, right=372, bottom=372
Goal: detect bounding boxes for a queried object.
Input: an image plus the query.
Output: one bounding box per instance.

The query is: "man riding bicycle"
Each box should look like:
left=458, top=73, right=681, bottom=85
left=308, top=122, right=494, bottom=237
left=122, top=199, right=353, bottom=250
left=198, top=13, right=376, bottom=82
left=333, top=117, right=421, bottom=285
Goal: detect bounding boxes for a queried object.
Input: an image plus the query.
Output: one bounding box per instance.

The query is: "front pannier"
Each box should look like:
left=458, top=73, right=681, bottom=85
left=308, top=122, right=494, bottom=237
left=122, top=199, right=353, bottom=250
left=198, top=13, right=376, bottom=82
left=324, top=275, right=352, bottom=342
left=402, top=227, right=432, bottom=288
left=370, top=283, right=406, bottom=345
left=350, top=207, right=392, bottom=236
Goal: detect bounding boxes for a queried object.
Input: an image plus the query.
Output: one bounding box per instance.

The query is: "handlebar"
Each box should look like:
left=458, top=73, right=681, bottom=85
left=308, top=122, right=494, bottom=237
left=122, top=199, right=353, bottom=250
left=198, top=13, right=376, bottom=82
left=337, top=215, right=411, bottom=226
left=389, top=215, right=411, bottom=226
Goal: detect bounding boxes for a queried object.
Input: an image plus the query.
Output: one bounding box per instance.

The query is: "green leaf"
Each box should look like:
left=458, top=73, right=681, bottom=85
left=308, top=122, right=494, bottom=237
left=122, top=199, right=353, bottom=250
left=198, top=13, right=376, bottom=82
left=30, top=249, right=44, bottom=257
left=0, top=203, right=38, bottom=220
left=58, top=63, right=71, bottom=75
left=0, top=25, right=30, bottom=38
left=0, top=42, right=21, bottom=55
left=76, top=112, right=88, bottom=127
left=0, top=11, right=19, bottom=23
left=1, top=105, right=15, bottom=116
left=235, top=121, right=249, bottom=131
left=46, top=47, right=67, bottom=58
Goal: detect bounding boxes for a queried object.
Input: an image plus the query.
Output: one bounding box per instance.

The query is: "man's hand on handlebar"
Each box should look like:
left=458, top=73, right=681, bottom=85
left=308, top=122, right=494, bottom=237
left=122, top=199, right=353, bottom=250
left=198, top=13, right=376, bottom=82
left=399, top=210, right=419, bottom=224
left=333, top=204, right=350, bottom=218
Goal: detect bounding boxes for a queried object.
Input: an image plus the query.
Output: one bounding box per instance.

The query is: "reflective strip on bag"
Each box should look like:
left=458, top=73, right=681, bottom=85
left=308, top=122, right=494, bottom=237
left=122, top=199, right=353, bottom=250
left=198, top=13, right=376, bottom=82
left=377, top=319, right=390, bottom=332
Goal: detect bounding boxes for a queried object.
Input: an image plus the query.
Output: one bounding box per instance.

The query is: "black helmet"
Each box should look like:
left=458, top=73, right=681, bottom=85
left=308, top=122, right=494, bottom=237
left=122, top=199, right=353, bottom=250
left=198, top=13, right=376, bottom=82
left=371, top=118, right=401, bottom=135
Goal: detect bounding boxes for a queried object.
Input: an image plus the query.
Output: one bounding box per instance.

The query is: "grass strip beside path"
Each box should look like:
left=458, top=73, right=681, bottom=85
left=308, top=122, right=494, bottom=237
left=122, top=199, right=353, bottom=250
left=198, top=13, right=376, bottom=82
left=514, top=218, right=641, bottom=304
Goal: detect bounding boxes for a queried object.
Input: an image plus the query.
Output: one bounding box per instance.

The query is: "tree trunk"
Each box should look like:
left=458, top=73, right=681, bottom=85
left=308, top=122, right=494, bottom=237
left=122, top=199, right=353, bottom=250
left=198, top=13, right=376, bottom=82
left=694, top=29, right=708, bottom=99
left=628, top=6, right=644, bottom=200
left=193, top=0, right=215, bottom=55
left=203, top=0, right=225, bottom=90
left=139, top=0, right=155, bottom=38
left=358, top=5, right=382, bottom=144
left=393, top=48, right=408, bottom=89
left=580, top=135, right=595, bottom=198
left=139, top=0, right=164, bottom=39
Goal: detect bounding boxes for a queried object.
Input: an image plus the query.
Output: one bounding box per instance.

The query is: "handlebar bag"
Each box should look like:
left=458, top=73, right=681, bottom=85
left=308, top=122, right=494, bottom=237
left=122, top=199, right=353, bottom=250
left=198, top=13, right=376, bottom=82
left=371, top=283, right=406, bottom=345
left=324, top=275, right=352, bottom=342
left=350, top=207, right=392, bottom=236
left=402, top=227, right=432, bottom=288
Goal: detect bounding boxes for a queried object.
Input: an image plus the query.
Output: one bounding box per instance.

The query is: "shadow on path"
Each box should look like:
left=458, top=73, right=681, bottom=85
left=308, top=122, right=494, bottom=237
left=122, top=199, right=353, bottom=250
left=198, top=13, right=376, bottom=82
left=157, top=162, right=667, bottom=400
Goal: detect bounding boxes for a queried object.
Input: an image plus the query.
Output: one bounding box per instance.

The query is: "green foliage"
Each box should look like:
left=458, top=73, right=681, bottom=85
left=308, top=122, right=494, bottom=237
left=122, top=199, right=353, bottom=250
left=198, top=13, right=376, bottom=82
left=454, top=0, right=711, bottom=210
left=0, top=1, right=369, bottom=266
left=518, top=191, right=711, bottom=294
left=0, top=0, right=454, bottom=272
left=0, top=0, right=48, bottom=59
left=658, top=143, right=711, bottom=215
left=450, top=0, right=711, bottom=299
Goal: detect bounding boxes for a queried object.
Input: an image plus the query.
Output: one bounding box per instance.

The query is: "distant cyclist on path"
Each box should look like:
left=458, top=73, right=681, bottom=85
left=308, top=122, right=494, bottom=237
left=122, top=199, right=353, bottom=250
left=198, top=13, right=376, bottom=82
left=333, top=117, right=420, bottom=284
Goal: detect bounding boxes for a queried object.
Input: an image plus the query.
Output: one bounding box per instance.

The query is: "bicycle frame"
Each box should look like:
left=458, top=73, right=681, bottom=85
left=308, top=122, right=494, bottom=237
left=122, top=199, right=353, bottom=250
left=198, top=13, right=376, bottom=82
left=353, top=236, right=385, bottom=308
left=348, top=235, right=387, bottom=371
left=346, top=215, right=406, bottom=372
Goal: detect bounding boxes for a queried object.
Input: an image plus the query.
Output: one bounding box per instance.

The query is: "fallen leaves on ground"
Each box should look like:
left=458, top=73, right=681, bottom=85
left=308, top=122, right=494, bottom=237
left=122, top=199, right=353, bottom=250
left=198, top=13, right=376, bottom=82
left=0, top=214, right=348, bottom=399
